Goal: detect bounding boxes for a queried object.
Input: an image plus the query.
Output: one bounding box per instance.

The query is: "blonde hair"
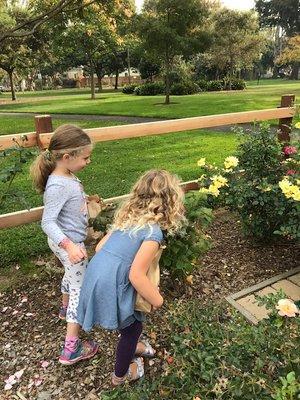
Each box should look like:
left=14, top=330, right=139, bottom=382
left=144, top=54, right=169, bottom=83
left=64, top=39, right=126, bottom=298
left=30, top=124, right=92, bottom=193
left=112, top=170, right=186, bottom=235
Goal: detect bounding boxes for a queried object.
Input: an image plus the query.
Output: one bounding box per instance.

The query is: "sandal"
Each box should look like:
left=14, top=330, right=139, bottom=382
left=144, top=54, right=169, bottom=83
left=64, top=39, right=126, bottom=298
left=112, top=357, right=144, bottom=386
left=135, top=339, right=155, bottom=358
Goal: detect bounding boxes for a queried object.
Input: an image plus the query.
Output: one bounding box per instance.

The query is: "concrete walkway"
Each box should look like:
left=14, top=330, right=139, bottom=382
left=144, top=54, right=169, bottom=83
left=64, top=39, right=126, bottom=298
left=226, top=267, right=300, bottom=324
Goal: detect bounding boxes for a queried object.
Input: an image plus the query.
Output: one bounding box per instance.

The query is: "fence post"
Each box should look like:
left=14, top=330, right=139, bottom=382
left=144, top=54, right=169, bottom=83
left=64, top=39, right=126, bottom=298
left=34, top=115, right=53, bottom=149
left=278, top=95, right=295, bottom=143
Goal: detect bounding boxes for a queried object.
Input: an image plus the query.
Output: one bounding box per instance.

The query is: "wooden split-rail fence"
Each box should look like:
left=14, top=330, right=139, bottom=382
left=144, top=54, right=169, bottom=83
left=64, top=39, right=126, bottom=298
left=0, top=94, right=296, bottom=230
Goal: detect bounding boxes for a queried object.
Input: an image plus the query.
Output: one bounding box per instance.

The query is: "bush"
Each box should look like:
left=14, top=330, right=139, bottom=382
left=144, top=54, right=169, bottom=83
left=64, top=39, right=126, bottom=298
left=122, top=84, right=139, bottom=94
left=61, top=78, right=77, bottom=88
left=160, top=191, right=213, bottom=277
left=170, top=82, right=200, bottom=96
left=222, top=78, right=246, bottom=90
left=134, top=82, right=165, bottom=96
left=196, top=79, right=209, bottom=91
left=103, top=296, right=300, bottom=399
left=207, top=80, right=223, bottom=91
left=197, top=124, right=300, bottom=241
left=92, top=191, right=213, bottom=278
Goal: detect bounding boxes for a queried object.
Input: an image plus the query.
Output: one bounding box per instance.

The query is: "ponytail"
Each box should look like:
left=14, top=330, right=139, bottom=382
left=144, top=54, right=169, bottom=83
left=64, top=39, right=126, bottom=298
left=30, top=150, right=56, bottom=194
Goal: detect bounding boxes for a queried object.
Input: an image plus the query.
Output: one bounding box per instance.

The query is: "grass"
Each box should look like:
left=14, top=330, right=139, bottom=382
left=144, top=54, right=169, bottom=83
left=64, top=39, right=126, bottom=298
left=0, top=80, right=299, bottom=120
left=0, top=128, right=238, bottom=266
left=0, top=115, right=124, bottom=136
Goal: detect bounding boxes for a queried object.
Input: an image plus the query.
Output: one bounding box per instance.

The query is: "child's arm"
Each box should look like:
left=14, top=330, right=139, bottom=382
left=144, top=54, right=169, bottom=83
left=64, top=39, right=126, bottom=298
left=129, top=241, right=163, bottom=309
left=95, top=232, right=112, bottom=252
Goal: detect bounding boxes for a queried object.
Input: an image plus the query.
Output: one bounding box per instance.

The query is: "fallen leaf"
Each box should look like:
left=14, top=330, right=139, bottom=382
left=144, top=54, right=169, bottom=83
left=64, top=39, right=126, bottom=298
left=41, top=361, right=50, bottom=369
left=186, top=275, right=194, bottom=285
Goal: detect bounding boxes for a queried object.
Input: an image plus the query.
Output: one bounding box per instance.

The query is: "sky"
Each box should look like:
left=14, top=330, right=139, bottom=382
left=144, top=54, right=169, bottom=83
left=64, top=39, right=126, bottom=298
left=135, top=0, right=255, bottom=12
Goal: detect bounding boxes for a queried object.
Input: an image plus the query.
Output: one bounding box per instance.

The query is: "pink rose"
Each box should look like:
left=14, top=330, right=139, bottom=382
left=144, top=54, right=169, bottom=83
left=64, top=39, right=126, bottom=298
left=287, top=170, right=296, bottom=175
left=283, top=146, right=297, bottom=155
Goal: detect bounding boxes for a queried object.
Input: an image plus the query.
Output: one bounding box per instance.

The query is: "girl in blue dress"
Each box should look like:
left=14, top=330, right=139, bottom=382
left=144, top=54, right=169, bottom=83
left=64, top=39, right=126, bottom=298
left=77, top=169, right=185, bottom=385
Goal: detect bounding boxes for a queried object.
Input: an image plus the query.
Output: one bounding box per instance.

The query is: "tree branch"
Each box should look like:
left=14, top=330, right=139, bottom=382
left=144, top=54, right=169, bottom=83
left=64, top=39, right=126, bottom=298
left=0, top=0, right=98, bottom=43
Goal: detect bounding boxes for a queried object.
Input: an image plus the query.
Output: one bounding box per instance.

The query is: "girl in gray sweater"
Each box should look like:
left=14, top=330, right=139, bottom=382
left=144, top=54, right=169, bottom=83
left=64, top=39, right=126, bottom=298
left=30, top=124, right=98, bottom=365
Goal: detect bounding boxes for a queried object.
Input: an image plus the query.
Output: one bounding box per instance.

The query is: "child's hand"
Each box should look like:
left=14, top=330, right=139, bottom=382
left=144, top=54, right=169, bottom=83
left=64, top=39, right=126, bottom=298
left=66, top=242, right=87, bottom=264
left=151, top=294, right=164, bottom=311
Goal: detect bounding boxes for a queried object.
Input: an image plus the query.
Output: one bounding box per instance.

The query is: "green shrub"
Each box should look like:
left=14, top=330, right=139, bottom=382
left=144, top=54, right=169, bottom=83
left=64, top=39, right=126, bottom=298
left=207, top=80, right=223, bottom=91
left=122, top=84, right=139, bottom=94
left=170, top=82, right=200, bottom=96
left=197, top=124, right=300, bottom=241
left=102, top=297, right=300, bottom=399
left=0, top=137, right=37, bottom=208
left=222, top=78, right=246, bottom=90
left=61, top=78, right=77, bottom=88
left=196, top=79, right=209, bottom=91
left=134, top=82, right=165, bottom=96
left=160, top=191, right=213, bottom=277
left=92, top=191, right=213, bottom=278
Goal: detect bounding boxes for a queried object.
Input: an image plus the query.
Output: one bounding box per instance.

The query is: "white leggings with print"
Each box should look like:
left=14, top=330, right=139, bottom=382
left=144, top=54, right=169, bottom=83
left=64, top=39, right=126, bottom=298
left=48, top=238, right=88, bottom=323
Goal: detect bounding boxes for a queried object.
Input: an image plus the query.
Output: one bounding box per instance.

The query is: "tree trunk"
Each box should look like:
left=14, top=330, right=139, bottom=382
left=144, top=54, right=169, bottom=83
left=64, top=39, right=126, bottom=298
left=114, top=68, right=119, bottom=90
left=90, top=64, right=95, bottom=100
left=164, top=51, right=171, bottom=105
left=290, top=63, right=299, bottom=80
left=97, top=75, right=103, bottom=92
left=8, top=69, right=16, bottom=101
left=272, top=65, right=280, bottom=79
left=127, top=48, right=131, bottom=85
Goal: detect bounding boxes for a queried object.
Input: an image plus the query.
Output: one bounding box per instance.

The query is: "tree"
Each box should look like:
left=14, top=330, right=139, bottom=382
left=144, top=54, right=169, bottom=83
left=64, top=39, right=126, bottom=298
left=276, top=35, right=300, bottom=65
left=138, top=0, right=210, bottom=104
left=203, top=9, right=266, bottom=82
left=255, top=0, right=300, bottom=78
left=139, top=57, right=161, bottom=82
left=0, top=0, right=111, bottom=43
left=0, top=5, right=33, bottom=100
left=55, top=6, right=121, bottom=99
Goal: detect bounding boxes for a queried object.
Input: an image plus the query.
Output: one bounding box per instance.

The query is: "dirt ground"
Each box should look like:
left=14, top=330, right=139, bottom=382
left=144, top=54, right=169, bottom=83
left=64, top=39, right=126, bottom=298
left=1, top=210, right=299, bottom=400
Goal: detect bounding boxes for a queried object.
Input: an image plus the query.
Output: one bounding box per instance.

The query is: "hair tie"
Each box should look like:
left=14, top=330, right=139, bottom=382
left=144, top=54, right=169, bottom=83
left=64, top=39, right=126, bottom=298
left=43, top=148, right=52, bottom=161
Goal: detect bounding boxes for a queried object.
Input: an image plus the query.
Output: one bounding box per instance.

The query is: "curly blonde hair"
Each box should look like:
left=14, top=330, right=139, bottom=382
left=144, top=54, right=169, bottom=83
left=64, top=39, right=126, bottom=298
left=112, top=170, right=186, bottom=234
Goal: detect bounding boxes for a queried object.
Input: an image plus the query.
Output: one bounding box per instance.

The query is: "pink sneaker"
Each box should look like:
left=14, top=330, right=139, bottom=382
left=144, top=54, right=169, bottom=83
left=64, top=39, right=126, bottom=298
left=59, top=340, right=99, bottom=365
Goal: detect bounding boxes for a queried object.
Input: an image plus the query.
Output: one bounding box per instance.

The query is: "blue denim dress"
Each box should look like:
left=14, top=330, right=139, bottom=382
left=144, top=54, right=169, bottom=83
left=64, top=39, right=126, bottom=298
left=77, top=224, right=163, bottom=331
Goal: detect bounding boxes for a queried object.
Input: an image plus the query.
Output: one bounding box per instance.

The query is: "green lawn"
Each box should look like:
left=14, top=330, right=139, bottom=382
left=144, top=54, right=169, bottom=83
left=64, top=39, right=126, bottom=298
left=0, top=80, right=299, bottom=119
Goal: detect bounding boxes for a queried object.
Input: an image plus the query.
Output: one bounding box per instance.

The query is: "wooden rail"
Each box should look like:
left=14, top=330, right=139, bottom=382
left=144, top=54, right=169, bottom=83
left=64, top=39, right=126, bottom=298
left=0, top=106, right=296, bottom=150
left=0, top=180, right=199, bottom=229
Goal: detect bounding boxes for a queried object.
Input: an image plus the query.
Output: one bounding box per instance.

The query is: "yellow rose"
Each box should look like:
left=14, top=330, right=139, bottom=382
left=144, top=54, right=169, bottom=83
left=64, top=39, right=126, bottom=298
left=295, top=122, right=300, bottom=129
left=212, top=175, right=228, bottom=188
left=276, top=299, right=299, bottom=317
left=197, top=158, right=206, bottom=167
left=208, top=184, right=220, bottom=197
left=224, top=156, right=239, bottom=169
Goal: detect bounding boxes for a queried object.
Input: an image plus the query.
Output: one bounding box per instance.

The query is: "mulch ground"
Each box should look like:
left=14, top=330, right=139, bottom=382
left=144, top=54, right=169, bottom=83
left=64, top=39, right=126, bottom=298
left=1, top=210, right=299, bottom=400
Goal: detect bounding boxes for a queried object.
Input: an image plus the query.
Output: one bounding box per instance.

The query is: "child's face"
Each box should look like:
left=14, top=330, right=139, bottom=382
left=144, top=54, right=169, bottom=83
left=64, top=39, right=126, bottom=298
left=62, top=146, right=92, bottom=173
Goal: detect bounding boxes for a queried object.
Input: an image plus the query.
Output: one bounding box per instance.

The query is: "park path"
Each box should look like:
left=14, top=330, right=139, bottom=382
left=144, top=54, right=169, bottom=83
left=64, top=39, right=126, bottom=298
left=0, top=111, right=165, bottom=124
left=226, top=267, right=300, bottom=324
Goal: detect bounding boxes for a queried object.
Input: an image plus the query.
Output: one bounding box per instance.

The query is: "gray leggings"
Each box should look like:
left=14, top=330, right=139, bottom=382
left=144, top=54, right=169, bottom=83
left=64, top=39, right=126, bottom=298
left=48, top=238, right=88, bottom=323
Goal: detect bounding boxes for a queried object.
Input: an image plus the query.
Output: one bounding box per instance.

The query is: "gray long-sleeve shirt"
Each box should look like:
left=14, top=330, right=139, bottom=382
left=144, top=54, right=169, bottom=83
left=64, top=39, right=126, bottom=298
left=41, top=174, right=88, bottom=245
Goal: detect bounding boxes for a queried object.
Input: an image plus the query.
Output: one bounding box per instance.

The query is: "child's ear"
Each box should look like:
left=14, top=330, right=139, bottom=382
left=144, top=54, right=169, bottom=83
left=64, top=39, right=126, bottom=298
left=62, top=153, right=70, bottom=161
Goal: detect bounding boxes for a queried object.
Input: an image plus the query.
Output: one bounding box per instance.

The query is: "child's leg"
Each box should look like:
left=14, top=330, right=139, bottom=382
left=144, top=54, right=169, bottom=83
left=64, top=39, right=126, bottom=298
left=115, top=320, right=143, bottom=378
left=62, top=293, right=69, bottom=308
